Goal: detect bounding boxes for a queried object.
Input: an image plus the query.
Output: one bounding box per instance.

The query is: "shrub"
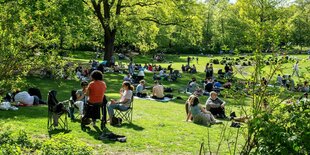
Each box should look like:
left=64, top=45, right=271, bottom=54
left=248, top=61, right=251, bottom=66
left=220, top=60, right=226, bottom=65
left=0, top=125, right=93, bottom=155
left=253, top=101, right=310, bottom=154
left=213, top=59, right=220, bottom=64
left=41, top=134, right=93, bottom=155
left=239, top=56, right=245, bottom=60
left=242, top=62, right=248, bottom=66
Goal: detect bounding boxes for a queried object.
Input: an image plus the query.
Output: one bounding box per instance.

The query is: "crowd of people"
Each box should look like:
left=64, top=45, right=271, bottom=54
left=1, top=53, right=308, bottom=130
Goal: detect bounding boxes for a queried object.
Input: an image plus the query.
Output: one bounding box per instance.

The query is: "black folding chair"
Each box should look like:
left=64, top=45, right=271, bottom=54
left=47, top=90, right=69, bottom=131
left=114, top=97, right=134, bottom=123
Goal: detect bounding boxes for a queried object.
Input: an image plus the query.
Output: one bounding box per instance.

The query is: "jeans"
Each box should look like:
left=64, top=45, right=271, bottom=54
left=33, top=95, right=46, bottom=105
left=107, top=103, right=129, bottom=117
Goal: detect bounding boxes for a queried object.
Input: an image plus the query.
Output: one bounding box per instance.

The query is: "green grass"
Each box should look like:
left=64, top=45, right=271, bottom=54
left=0, top=52, right=309, bottom=154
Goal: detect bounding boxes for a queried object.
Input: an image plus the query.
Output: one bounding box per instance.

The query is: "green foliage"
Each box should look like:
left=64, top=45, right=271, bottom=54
left=0, top=124, right=93, bottom=155
left=41, top=134, right=93, bottom=155
left=252, top=100, right=310, bottom=154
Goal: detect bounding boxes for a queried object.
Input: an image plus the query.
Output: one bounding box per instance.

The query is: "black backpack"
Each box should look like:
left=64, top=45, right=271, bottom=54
left=110, top=117, right=122, bottom=126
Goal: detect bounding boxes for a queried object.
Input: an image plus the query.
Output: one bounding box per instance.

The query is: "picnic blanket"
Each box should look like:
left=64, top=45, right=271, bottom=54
left=134, top=96, right=173, bottom=102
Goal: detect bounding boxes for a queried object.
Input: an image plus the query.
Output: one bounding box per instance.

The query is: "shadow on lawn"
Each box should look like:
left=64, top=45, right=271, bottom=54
left=48, top=129, right=72, bottom=137
left=120, top=122, right=144, bottom=131
left=0, top=106, right=48, bottom=120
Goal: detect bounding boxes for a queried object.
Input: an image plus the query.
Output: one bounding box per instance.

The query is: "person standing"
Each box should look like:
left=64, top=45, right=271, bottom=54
left=187, top=56, right=191, bottom=66
left=292, top=61, right=299, bottom=77
left=83, top=70, right=107, bottom=126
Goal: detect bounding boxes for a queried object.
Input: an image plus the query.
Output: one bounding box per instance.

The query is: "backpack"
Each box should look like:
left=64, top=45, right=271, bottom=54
left=164, top=87, right=173, bottom=92
left=110, top=117, right=122, bottom=126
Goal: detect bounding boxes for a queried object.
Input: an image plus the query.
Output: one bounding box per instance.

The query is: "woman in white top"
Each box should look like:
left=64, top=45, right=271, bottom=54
left=108, top=81, right=133, bottom=119
left=14, top=91, right=34, bottom=106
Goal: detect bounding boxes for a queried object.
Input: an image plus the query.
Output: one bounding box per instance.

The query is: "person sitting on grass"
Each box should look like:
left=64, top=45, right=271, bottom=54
left=187, top=77, right=199, bottom=93
left=302, top=81, right=309, bottom=92
left=276, top=74, right=283, bottom=86
left=108, top=81, right=133, bottom=121
left=186, top=96, right=221, bottom=126
left=136, top=80, right=147, bottom=98
left=151, top=80, right=165, bottom=99
left=205, top=91, right=227, bottom=118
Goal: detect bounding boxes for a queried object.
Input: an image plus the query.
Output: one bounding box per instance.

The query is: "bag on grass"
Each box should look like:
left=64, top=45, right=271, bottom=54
left=110, top=117, right=122, bottom=126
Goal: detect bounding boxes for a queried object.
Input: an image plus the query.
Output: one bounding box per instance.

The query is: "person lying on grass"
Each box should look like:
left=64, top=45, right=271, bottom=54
left=13, top=89, right=46, bottom=106
left=186, top=96, right=221, bottom=126
left=108, top=81, right=133, bottom=121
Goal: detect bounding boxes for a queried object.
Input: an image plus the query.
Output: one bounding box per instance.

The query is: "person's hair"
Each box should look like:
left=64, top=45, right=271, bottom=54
left=140, top=80, right=145, bottom=84
left=210, top=91, right=217, bottom=96
left=192, top=77, right=196, bottom=81
left=81, top=81, right=88, bottom=86
left=191, top=97, right=199, bottom=106
left=91, top=70, right=103, bottom=80
left=123, top=81, right=134, bottom=91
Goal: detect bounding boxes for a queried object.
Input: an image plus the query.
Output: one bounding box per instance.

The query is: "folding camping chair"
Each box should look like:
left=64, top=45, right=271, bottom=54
left=47, top=90, right=69, bottom=131
left=114, top=96, right=134, bottom=123
left=68, top=90, right=86, bottom=120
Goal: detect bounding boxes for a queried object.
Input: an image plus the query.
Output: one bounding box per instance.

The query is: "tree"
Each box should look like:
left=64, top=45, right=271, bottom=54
left=83, top=0, right=194, bottom=63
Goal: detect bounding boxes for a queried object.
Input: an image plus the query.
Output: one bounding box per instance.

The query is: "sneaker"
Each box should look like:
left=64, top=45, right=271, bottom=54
left=214, top=120, right=223, bottom=124
left=231, top=122, right=241, bottom=128
left=230, top=112, right=236, bottom=118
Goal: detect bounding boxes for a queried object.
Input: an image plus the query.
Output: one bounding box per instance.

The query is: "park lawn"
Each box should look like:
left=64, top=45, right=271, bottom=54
left=0, top=75, right=245, bottom=154
left=70, top=51, right=309, bottom=83
left=0, top=52, right=308, bottom=154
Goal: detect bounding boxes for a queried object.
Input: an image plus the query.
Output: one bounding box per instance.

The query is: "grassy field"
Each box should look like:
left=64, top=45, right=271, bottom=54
left=0, top=52, right=309, bottom=154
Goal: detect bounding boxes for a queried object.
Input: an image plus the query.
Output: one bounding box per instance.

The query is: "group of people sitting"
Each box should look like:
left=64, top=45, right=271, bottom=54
left=181, top=64, right=197, bottom=74
left=186, top=77, right=228, bottom=96
left=185, top=91, right=227, bottom=126
left=277, top=74, right=309, bottom=92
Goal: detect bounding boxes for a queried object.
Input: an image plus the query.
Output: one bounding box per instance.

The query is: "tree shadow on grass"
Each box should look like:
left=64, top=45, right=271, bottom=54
left=0, top=106, right=48, bottom=120
left=83, top=125, right=126, bottom=144
left=119, top=122, right=144, bottom=131
left=48, top=129, right=72, bottom=138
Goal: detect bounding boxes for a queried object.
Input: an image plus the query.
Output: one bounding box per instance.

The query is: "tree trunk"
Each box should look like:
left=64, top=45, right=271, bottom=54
left=103, top=29, right=115, bottom=64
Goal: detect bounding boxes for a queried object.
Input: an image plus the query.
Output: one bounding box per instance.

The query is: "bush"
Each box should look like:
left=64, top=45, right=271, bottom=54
left=212, top=59, right=219, bottom=64
left=220, top=60, right=226, bottom=65
left=239, top=56, right=245, bottom=60
left=0, top=125, right=93, bottom=155
left=253, top=100, right=310, bottom=154
left=248, top=61, right=251, bottom=66
left=242, top=62, right=248, bottom=66
left=41, top=134, right=93, bottom=155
